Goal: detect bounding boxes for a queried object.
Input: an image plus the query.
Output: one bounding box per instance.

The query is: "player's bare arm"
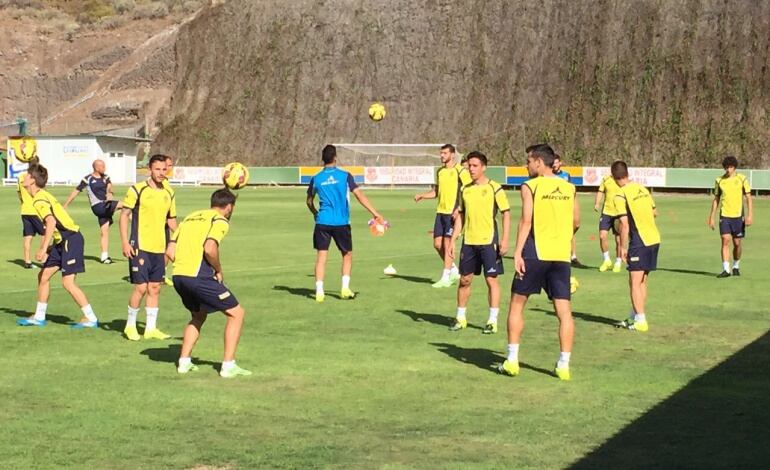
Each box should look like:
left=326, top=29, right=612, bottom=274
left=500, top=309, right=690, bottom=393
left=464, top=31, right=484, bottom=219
left=573, top=193, right=581, bottom=234
left=745, top=192, right=753, bottom=226
left=36, top=215, right=56, bottom=262
left=306, top=194, right=318, bottom=217
left=593, top=190, right=602, bottom=212
left=499, top=210, right=511, bottom=256
left=352, top=187, right=382, bottom=220
left=707, top=195, right=719, bottom=229
left=119, top=207, right=134, bottom=258
left=414, top=186, right=436, bottom=202
left=204, top=238, right=223, bottom=282
left=448, top=210, right=463, bottom=260
left=62, top=188, right=80, bottom=208
left=617, top=215, right=630, bottom=262
left=513, top=185, right=533, bottom=276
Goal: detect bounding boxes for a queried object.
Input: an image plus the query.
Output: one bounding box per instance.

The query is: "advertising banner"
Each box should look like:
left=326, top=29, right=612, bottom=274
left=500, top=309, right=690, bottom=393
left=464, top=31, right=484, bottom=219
left=364, top=166, right=435, bottom=185
left=582, top=167, right=666, bottom=187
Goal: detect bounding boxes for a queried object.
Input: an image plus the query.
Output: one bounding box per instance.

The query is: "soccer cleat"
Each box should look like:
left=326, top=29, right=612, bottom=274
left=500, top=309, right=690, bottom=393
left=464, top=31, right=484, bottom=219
left=71, top=321, right=98, bottom=329
left=101, top=257, right=113, bottom=265
left=340, top=288, right=356, bottom=299
left=315, top=291, right=325, bottom=302
left=612, top=262, right=622, bottom=273
left=163, top=277, right=174, bottom=286
left=24, top=262, right=33, bottom=269
left=432, top=278, right=452, bottom=288
left=220, top=364, right=252, bottom=378
left=482, top=322, right=497, bottom=334
left=449, top=317, right=467, bottom=331
left=598, top=259, right=613, bottom=272
left=615, top=319, right=632, bottom=329
left=628, top=320, right=649, bottom=332
left=449, top=271, right=461, bottom=282
left=716, top=271, right=731, bottom=278
left=124, top=325, right=141, bottom=341
left=554, top=365, right=571, bottom=381
left=17, top=317, right=46, bottom=327
left=144, top=328, right=171, bottom=340
left=732, top=268, right=741, bottom=276
left=498, top=360, right=520, bottom=376
left=177, top=363, right=199, bottom=374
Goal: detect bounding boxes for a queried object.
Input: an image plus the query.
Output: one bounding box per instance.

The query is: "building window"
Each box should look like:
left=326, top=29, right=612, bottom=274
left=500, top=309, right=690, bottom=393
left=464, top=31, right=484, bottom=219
left=109, top=152, right=125, bottom=158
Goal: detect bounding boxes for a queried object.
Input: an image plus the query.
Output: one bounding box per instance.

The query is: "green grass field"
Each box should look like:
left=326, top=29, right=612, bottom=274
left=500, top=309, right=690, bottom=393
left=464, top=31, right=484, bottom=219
left=1, top=186, right=769, bottom=469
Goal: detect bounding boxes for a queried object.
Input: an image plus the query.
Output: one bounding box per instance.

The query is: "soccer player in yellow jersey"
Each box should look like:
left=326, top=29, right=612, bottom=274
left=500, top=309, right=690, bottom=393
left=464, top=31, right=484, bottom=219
left=120, top=154, right=178, bottom=341
left=414, top=144, right=472, bottom=287
left=707, top=156, right=753, bottom=278
left=612, top=160, right=660, bottom=333
left=167, top=189, right=251, bottom=378
left=447, top=151, right=510, bottom=334
left=594, top=174, right=623, bottom=273
left=17, top=159, right=46, bottom=269
left=17, top=164, right=100, bottom=328
left=501, top=144, right=579, bottom=381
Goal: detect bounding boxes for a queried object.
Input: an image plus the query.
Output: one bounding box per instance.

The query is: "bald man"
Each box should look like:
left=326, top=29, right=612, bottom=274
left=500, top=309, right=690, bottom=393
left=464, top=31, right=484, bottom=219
left=64, top=159, right=123, bottom=263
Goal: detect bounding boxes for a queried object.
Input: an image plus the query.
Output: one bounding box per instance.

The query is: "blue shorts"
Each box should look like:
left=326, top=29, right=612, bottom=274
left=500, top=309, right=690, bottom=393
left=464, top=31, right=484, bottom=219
left=129, top=250, right=165, bottom=284
left=173, top=275, right=239, bottom=314
left=21, top=215, right=45, bottom=237
left=433, top=213, right=455, bottom=238
left=511, top=259, right=571, bottom=300
left=599, top=214, right=619, bottom=235
left=313, top=224, right=352, bottom=252
left=459, top=244, right=503, bottom=277
left=91, top=201, right=119, bottom=226
left=44, top=232, right=85, bottom=275
left=627, top=243, right=659, bottom=273
left=719, top=217, right=745, bottom=238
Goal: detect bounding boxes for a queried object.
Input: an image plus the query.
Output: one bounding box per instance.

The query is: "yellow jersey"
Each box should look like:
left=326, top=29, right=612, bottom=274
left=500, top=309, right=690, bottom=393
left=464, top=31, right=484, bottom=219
left=17, top=172, right=36, bottom=216
left=436, top=163, right=472, bottom=214
left=31, top=189, right=80, bottom=243
left=522, top=176, right=575, bottom=262
left=122, top=180, right=177, bottom=254
left=715, top=174, right=750, bottom=218
left=459, top=179, right=510, bottom=245
left=171, top=209, right=229, bottom=278
left=615, top=182, right=660, bottom=247
left=598, top=175, right=621, bottom=216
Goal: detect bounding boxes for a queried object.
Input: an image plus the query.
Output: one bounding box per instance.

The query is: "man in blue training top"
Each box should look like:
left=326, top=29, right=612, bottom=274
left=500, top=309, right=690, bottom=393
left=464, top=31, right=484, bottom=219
left=63, top=159, right=123, bottom=264
left=554, top=154, right=584, bottom=268
left=306, top=144, right=383, bottom=302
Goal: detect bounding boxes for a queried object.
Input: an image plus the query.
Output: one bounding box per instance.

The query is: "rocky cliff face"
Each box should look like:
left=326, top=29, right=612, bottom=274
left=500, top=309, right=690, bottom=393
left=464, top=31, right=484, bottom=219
left=153, top=0, right=770, bottom=167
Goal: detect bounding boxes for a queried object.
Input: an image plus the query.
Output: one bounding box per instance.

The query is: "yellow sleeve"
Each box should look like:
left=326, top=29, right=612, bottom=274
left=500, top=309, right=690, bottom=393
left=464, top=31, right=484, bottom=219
left=122, top=185, right=139, bottom=209
left=614, top=193, right=628, bottom=216
left=598, top=177, right=607, bottom=193
left=742, top=176, right=751, bottom=194
left=459, top=168, right=472, bottom=186
left=714, top=179, right=721, bottom=198
left=168, top=193, right=177, bottom=218
left=33, top=198, right=53, bottom=221
left=494, top=186, right=510, bottom=212
left=207, top=218, right=230, bottom=244
left=170, top=227, right=180, bottom=243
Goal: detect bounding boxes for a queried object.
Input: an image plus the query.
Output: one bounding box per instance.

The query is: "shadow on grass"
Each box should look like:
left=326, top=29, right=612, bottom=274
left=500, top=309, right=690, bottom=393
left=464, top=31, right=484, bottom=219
left=531, top=307, right=618, bottom=327
left=571, top=331, right=770, bottom=468
left=657, top=267, right=715, bottom=277
left=383, top=274, right=434, bottom=285
left=430, top=342, right=553, bottom=377
left=7, top=259, right=32, bottom=268
left=0, top=306, right=72, bottom=325
left=140, top=343, right=219, bottom=371
left=272, top=285, right=340, bottom=300
left=396, top=310, right=482, bottom=330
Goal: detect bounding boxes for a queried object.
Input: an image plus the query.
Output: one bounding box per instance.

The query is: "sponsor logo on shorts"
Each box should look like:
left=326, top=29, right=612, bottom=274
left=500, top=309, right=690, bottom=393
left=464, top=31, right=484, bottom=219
left=218, top=291, right=231, bottom=300
left=487, top=267, right=497, bottom=273
left=630, top=257, right=640, bottom=262
left=132, top=267, right=139, bottom=272
left=67, top=259, right=76, bottom=265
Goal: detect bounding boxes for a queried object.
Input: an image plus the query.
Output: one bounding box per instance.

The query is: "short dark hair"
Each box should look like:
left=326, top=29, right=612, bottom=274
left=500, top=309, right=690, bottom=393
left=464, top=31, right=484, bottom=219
left=28, top=163, right=48, bottom=188
left=722, top=156, right=738, bottom=169
left=611, top=160, right=629, bottom=180
left=465, top=150, right=487, bottom=166
left=441, top=144, right=455, bottom=153
left=526, top=143, right=556, bottom=167
left=149, top=154, right=167, bottom=167
left=211, top=188, right=236, bottom=208
left=554, top=153, right=562, bottom=161
left=322, top=145, right=336, bottom=164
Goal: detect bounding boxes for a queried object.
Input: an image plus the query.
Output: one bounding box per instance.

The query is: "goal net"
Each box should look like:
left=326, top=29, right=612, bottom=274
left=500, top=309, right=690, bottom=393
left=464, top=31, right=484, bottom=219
left=333, top=143, right=453, bottom=167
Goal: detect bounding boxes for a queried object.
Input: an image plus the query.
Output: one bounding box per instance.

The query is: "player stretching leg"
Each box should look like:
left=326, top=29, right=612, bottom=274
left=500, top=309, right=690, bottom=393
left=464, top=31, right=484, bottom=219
left=168, top=189, right=251, bottom=378
left=63, top=159, right=122, bottom=264
left=306, top=145, right=383, bottom=302
left=17, top=163, right=99, bottom=328
left=708, top=156, right=753, bottom=278
left=500, top=144, right=578, bottom=380
left=448, top=151, right=510, bottom=334
left=120, top=155, right=178, bottom=340
left=595, top=173, right=623, bottom=273
left=612, top=161, right=661, bottom=333
left=414, top=144, right=471, bottom=287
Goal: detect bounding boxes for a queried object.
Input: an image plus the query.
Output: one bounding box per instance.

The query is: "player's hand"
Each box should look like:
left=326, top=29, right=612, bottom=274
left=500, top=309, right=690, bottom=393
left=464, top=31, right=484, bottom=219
left=498, top=241, right=509, bottom=257
left=215, top=271, right=223, bottom=283
left=35, top=248, right=47, bottom=263
left=707, top=218, right=715, bottom=230
left=122, top=242, right=136, bottom=259
left=745, top=215, right=753, bottom=227
left=514, top=254, right=526, bottom=277
left=593, top=204, right=599, bottom=212
left=414, top=194, right=421, bottom=202
left=447, top=243, right=455, bottom=259
left=620, top=248, right=628, bottom=263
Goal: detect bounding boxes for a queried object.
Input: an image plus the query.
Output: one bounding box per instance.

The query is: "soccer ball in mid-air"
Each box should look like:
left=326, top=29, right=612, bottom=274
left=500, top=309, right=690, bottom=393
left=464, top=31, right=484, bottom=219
left=222, top=162, right=249, bottom=190
left=570, top=276, right=579, bottom=294
left=368, top=102, right=386, bottom=121
left=10, top=137, right=37, bottom=163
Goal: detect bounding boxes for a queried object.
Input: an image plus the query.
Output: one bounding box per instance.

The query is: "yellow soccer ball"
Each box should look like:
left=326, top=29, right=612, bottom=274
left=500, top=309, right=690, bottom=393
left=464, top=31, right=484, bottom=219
left=570, top=276, right=579, bottom=294
left=222, top=162, right=249, bottom=190
left=10, top=137, right=38, bottom=163
left=368, top=102, right=386, bottom=122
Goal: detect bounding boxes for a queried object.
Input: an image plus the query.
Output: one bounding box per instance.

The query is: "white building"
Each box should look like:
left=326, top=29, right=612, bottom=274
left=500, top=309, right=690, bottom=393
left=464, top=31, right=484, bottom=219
left=6, top=132, right=150, bottom=184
